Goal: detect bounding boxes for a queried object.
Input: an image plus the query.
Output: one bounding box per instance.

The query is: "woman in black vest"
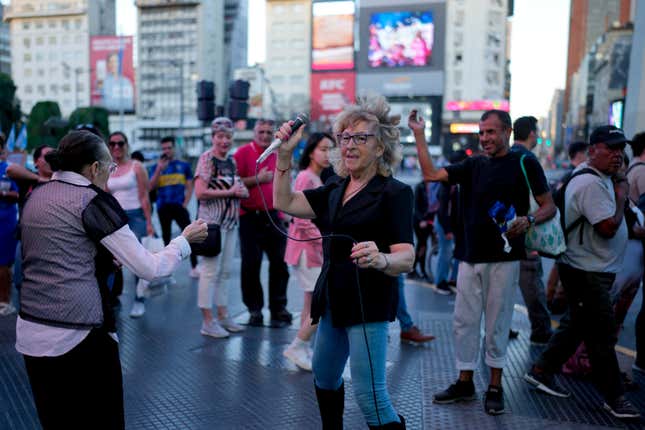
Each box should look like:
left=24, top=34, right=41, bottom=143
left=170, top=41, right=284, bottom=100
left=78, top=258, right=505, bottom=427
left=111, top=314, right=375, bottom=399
left=17, top=131, right=207, bottom=430
left=273, top=95, right=414, bottom=429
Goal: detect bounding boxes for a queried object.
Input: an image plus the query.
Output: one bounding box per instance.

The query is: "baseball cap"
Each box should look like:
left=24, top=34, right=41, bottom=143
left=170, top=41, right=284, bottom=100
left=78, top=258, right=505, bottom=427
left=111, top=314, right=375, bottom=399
left=589, top=125, right=630, bottom=148
left=211, top=117, right=234, bottom=134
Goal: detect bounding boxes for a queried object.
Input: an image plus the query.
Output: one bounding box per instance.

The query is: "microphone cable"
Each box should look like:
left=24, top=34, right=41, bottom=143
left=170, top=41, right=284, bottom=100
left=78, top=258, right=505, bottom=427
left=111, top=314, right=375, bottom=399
left=253, top=162, right=383, bottom=427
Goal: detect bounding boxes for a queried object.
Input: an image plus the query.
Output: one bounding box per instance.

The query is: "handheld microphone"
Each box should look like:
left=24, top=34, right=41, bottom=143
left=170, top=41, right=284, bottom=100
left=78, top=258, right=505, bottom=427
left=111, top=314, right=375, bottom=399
left=256, top=113, right=308, bottom=164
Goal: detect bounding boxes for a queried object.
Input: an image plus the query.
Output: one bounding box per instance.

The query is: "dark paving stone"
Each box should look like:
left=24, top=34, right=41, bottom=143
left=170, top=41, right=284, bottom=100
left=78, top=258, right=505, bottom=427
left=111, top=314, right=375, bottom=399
left=2, top=257, right=645, bottom=429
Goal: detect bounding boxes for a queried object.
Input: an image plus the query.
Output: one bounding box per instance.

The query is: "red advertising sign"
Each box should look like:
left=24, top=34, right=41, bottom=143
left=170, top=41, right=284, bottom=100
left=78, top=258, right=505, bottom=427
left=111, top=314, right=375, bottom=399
left=90, top=36, right=135, bottom=113
left=310, top=72, right=356, bottom=123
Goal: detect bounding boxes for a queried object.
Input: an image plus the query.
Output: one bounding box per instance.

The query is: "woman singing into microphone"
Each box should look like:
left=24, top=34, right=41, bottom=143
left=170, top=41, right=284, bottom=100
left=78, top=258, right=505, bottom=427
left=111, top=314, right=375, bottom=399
left=273, top=95, right=414, bottom=429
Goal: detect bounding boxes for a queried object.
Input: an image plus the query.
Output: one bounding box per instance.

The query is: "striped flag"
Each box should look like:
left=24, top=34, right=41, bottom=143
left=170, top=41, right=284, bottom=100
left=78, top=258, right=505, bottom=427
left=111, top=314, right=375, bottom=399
left=5, top=124, right=15, bottom=151
left=15, top=124, right=27, bottom=150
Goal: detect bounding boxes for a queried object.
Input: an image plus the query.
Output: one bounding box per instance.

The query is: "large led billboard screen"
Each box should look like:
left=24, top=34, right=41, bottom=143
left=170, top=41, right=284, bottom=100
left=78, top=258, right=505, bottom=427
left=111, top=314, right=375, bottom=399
left=90, top=36, right=135, bottom=114
left=312, top=1, right=355, bottom=71
left=368, top=11, right=434, bottom=68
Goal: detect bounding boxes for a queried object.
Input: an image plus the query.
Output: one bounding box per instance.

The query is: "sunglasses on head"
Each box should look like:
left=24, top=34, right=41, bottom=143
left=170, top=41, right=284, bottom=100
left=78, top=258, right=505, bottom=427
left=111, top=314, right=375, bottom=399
left=108, top=140, right=126, bottom=148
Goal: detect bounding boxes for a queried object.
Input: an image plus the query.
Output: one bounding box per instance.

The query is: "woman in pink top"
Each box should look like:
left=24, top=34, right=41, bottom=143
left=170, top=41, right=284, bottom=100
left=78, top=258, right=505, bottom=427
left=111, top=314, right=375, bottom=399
left=283, top=132, right=333, bottom=371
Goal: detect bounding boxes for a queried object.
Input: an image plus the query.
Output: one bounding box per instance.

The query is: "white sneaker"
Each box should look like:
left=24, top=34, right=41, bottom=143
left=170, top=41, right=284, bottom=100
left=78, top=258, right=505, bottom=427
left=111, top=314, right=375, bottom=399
left=0, top=302, right=17, bottom=316
left=219, top=317, right=245, bottom=333
left=284, top=343, right=312, bottom=371
left=129, top=301, right=145, bottom=318
left=201, top=320, right=229, bottom=338
left=189, top=267, right=200, bottom=278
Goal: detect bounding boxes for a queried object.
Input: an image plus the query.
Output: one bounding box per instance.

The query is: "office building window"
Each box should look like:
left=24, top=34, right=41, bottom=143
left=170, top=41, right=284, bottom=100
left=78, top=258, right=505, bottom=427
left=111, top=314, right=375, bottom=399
left=25, top=85, right=33, bottom=94
left=23, top=38, right=31, bottom=48
left=22, top=22, right=31, bottom=30
left=23, top=53, right=32, bottom=62
left=49, top=36, right=56, bottom=45
left=48, top=20, right=57, bottom=29
left=36, top=36, right=44, bottom=46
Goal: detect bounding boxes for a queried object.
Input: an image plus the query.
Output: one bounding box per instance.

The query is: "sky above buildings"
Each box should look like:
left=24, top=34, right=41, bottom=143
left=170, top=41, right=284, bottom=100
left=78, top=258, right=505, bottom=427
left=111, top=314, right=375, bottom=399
left=4, top=0, right=570, bottom=119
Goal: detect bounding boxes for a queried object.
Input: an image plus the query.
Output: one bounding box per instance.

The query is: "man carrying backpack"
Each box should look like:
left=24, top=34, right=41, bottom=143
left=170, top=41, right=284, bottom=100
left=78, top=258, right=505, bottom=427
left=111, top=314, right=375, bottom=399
left=524, top=125, right=640, bottom=420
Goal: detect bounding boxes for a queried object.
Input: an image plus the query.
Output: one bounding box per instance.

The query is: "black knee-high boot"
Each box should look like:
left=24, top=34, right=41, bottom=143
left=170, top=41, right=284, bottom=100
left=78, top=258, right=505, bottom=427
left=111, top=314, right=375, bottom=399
left=368, top=414, right=406, bottom=429
left=315, top=383, right=344, bottom=430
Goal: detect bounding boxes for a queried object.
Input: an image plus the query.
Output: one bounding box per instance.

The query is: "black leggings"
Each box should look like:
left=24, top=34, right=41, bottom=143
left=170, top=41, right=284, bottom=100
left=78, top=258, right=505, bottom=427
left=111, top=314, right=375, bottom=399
left=158, top=203, right=197, bottom=268
left=24, top=328, right=124, bottom=430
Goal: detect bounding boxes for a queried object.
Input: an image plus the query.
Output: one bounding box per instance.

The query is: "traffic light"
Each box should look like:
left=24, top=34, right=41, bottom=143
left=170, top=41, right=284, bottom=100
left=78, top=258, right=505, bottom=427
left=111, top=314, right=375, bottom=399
left=228, top=79, right=250, bottom=121
left=197, top=80, right=215, bottom=122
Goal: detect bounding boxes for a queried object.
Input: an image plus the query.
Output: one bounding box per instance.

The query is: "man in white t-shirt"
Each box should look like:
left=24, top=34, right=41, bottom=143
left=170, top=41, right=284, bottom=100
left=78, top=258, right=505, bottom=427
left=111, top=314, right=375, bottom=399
left=524, top=125, right=640, bottom=420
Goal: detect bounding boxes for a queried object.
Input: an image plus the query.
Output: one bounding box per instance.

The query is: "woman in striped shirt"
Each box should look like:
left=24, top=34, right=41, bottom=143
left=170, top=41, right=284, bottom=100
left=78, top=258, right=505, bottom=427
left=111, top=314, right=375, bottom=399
left=194, top=117, right=249, bottom=338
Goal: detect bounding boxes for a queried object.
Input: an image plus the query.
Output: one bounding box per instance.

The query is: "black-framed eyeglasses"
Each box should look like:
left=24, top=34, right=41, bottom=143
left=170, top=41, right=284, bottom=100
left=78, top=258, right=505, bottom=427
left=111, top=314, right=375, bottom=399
left=336, top=133, right=375, bottom=147
left=108, top=140, right=126, bottom=148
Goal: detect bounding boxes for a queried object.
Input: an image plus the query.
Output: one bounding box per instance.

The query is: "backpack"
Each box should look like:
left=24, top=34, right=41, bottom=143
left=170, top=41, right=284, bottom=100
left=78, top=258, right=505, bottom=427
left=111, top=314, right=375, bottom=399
left=553, top=168, right=600, bottom=245
left=626, top=162, right=645, bottom=213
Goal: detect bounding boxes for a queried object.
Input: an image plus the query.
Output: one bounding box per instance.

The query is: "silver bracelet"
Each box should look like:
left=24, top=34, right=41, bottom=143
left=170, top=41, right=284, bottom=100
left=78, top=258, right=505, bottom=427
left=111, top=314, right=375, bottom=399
left=381, top=253, right=390, bottom=271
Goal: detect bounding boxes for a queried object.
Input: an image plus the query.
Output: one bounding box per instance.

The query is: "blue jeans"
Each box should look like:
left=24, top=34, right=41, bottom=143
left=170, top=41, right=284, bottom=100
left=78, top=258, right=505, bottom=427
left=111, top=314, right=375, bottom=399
left=396, top=275, right=413, bottom=331
left=312, top=310, right=400, bottom=425
left=434, top=218, right=455, bottom=285
left=125, top=209, right=146, bottom=301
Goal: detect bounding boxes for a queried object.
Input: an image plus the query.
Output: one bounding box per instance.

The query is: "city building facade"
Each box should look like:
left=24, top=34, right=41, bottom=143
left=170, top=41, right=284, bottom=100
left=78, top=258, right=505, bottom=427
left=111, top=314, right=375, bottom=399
left=563, top=0, right=630, bottom=138
left=4, top=0, right=115, bottom=116
left=135, top=0, right=247, bottom=155
left=441, top=0, right=512, bottom=156
left=264, top=0, right=311, bottom=120
left=0, top=5, right=11, bottom=76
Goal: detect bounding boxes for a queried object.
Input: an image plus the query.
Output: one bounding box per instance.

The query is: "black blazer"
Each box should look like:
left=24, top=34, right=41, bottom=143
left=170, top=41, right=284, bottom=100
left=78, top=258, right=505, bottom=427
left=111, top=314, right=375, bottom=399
left=304, top=174, right=414, bottom=327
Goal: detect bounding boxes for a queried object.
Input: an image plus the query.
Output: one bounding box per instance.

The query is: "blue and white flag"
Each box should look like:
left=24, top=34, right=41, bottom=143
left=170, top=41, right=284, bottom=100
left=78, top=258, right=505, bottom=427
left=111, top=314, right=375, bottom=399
left=6, top=124, right=15, bottom=151
left=15, top=124, right=27, bottom=150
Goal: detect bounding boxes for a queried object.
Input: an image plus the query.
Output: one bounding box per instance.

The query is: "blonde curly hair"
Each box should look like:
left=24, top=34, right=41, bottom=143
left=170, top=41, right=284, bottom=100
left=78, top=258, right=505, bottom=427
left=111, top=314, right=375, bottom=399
left=330, top=93, right=402, bottom=177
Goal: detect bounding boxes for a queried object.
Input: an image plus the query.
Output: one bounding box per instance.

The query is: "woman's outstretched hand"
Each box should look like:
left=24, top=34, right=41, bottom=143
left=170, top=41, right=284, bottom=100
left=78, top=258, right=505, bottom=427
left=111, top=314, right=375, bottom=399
left=182, top=219, right=208, bottom=243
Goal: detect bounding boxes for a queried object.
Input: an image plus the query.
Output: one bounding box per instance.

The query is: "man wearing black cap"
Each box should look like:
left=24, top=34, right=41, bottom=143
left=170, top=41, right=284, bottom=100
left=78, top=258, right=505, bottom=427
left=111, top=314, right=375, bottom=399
left=524, top=125, right=640, bottom=420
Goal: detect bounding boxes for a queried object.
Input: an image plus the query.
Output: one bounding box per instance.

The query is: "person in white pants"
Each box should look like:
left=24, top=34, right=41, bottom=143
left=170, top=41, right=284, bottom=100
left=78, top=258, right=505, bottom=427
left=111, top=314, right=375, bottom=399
left=194, top=117, right=249, bottom=338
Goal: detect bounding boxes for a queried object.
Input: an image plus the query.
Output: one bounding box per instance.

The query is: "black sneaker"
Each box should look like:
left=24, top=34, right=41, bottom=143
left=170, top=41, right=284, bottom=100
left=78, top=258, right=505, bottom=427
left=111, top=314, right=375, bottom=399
left=432, top=281, right=453, bottom=295
left=484, top=385, right=504, bottom=415
left=529, top=332, right=552, bottom=346
left=433, top=380, right=476, bottom=404
left=270, top=309, right=293, bottom=328
left=602, top=395, right=641, bottom=419
left=247, top=311, right=264, bottom=327
left=524, top=370, right=570, bottom=398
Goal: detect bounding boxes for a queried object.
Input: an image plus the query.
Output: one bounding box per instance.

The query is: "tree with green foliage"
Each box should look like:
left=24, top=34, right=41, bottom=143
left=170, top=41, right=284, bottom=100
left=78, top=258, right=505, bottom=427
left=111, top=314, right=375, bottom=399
left=69, top=107, right=110, bottom=139
left=26, top=101, right=66, bottom=152
left=0, top=73, right=22, bottom=137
